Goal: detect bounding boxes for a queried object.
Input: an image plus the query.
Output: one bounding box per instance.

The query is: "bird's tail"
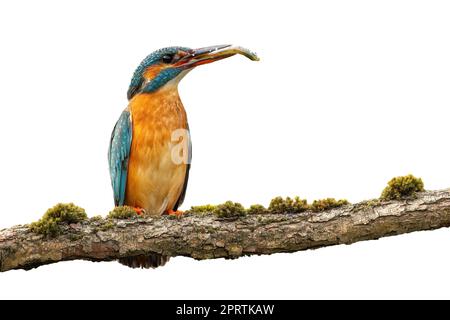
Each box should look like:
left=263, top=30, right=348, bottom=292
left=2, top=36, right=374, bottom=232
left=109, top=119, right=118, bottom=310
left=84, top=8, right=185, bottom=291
left=118, top=253, right=170, bottom=269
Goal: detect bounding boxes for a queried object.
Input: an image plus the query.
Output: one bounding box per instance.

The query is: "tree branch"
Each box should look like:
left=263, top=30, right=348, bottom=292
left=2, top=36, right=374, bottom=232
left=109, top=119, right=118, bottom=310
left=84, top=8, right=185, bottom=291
left=1, top=189, right=450, bottom=272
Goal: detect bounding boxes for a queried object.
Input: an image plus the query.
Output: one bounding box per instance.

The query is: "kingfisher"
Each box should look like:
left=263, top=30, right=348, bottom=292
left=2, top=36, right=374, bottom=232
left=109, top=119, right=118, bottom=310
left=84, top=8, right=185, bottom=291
left=108, top=45, right=259, bottom=268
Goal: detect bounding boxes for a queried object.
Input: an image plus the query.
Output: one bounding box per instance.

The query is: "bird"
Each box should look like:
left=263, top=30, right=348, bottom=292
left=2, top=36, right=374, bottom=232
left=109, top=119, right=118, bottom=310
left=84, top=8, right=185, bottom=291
left=108, top=45, right=259, bottom=268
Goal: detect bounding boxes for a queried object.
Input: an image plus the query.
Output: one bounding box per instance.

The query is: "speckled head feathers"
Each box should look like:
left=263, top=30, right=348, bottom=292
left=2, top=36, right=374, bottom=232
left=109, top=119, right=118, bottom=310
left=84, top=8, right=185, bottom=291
left=127, top=46, right=191, bottom=100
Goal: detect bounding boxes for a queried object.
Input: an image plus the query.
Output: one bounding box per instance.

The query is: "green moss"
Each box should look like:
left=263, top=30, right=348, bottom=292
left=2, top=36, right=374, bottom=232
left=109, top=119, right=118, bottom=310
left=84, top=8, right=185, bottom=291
left=367, top=199, right=381, bottom=207
left=99, top=221, right=115, bottom=231
left=107, top=206, right=136, bottom=219
left=213, top=201, right=246, bottom=218
left=359, top=199, right=381, bottom=209
left=30, top=203, right=87, bottom=237
left=89, top=215, right=103, bottom=222
left=247, top=204, right=268, bottom=215
left=186, top=204, right=217, bottom=215
left=268, top=196, right=308, bottom=214
left=30, top=219, right=59, bottom=237
left=310, top=198, right=349, bottom=212
left=380, top=174, right=425, bottom=200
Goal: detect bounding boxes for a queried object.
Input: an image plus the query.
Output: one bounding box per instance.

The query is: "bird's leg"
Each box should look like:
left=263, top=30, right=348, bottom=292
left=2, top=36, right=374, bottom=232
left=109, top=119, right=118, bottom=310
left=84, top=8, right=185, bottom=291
left=166, top=209, right=184, bottom=217
left=133, top=207, right=146, bottom=216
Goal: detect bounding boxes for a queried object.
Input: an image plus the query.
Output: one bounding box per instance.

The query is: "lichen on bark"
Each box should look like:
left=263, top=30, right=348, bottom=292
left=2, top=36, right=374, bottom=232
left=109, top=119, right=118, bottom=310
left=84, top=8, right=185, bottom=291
left=1, top=189, right=450, bottom=272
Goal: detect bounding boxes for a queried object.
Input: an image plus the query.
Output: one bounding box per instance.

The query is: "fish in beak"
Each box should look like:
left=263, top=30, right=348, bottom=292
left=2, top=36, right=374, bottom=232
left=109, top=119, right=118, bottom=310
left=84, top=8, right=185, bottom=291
left=175, top=44, right=259, bottom=69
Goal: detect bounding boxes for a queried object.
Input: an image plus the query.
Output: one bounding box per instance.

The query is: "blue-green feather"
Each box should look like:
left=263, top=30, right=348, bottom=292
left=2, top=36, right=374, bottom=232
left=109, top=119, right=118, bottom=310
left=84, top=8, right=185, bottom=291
left=108, top=110, right=132, bottom=206
left=127, top=46, right=191, bottom=100
left=142, top=68, right=183, bottom=93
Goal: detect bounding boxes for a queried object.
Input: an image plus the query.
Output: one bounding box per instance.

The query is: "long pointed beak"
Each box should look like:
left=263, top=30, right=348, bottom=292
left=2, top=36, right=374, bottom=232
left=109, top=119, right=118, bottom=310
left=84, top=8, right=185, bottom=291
left=175, top=45, right=259, bottom=69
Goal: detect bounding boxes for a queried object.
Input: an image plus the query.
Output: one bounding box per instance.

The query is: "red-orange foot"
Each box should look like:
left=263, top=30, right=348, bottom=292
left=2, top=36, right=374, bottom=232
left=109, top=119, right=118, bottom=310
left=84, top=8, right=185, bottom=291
left=166, top=209, right=184, bottom=217
left=133, top=207, right=145, bottom=216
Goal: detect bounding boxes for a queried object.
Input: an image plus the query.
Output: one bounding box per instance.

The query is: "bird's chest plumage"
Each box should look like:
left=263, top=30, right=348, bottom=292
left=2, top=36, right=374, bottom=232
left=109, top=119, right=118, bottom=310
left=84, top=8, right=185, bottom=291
left=125, top=90, right=188, bottom=214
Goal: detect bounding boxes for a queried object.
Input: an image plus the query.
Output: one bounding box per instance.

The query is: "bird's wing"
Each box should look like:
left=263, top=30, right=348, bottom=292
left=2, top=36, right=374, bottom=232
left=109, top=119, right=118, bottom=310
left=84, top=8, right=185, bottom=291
left=173, top=124, right=192, bottom=210
left=108, top=109, right=132, bottom=206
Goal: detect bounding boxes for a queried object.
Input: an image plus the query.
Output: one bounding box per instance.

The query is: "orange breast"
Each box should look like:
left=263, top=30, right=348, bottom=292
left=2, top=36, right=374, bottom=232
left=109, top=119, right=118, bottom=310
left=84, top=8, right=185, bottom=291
left=125, top=89, right=188, bottom=215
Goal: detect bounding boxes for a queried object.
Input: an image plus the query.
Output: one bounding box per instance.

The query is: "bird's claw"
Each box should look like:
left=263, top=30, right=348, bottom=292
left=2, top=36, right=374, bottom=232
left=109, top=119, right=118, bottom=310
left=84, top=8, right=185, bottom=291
left=133, top=207, right=146, bottom=216
left=166, top=209, right=184, bottom=217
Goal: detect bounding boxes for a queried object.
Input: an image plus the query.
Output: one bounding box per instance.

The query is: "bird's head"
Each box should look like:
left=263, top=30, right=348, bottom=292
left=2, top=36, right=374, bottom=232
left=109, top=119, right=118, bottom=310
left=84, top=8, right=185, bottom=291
left=127, top=45, right=259, bottom=100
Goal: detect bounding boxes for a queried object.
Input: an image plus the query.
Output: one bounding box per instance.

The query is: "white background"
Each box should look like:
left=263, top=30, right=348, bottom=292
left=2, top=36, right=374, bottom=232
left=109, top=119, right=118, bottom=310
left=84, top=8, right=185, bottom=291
left=1, top=0, right=450, bottom=299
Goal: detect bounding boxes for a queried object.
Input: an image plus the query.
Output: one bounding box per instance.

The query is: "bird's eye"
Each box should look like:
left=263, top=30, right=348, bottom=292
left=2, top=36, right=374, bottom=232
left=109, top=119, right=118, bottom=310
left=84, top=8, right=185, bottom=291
left=162, top=54, right=174, bottom=64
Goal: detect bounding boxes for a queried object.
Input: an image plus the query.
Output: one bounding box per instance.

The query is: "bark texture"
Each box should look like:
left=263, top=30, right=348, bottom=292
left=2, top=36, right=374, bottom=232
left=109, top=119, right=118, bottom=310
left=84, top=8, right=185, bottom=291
left=1, top=189, right=450, bottom=272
